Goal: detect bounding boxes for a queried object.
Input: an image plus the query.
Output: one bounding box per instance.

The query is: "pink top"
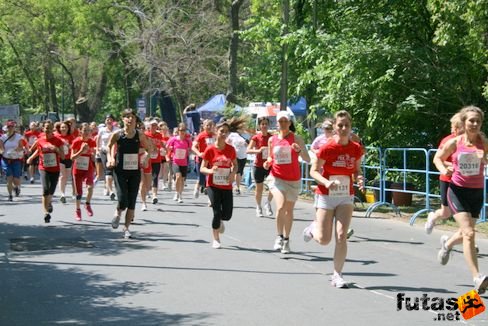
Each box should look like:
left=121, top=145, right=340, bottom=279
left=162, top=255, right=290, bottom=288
left=167, top=136, right=192, bottom=167
left=451, top=136, right=485, bottom=189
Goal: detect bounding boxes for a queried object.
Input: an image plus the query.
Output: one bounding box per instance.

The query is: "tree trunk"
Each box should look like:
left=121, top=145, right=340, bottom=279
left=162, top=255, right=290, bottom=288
left=279, top=0, right=290, bottom=111
left=227, top=0, right=244, bottom=104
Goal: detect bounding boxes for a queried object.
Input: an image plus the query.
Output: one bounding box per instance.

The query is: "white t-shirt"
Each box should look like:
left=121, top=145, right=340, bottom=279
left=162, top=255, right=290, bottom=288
left=0, top=133, right=24, bottom=159
left=98, top=126, right=119, bottom=151
left=227, top=132, right=247, bottom=159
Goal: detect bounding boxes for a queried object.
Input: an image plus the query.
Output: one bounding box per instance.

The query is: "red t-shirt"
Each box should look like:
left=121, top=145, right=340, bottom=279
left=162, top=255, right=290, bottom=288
left=71, top=137, right=96, bottom=174
left=203, top=144, right=236, bottom=190
left=270, top=133, right=300, bottom=181
left=195, top=131, right=215, bottom=157
left=251, top=132, right=271, bottom=168
left=36, top=135, right=65, bottom=172
left=438, top=133, right=456, bottom=182
left=55, top=133, right=75, bottom=160
left=24, top=130, right=41, bottom=147
left=145, top=131, right=164, bottom=163
left=315, top=139, right=363, bottom=196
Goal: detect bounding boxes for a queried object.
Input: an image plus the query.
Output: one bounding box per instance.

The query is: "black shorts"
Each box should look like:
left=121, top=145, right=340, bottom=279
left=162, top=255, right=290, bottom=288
left=447, top=183, right=483, bottom=218
left=253, top=166, right=270, bottom=184
left=440, top=180, right=449, bottom=206
left=60, top=159, right=73, bottom=169
left=172, top=164, right=188, bottom=178
left=236, top=158, right=246, bottom=176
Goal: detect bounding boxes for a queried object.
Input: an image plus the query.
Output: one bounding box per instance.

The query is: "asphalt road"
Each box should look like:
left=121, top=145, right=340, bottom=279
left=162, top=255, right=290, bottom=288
left=1, top=178, right=488, bottom=325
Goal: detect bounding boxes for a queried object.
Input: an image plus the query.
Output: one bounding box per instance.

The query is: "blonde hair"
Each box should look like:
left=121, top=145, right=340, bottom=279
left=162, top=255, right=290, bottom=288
left=459, top=105, right=484, bottom=123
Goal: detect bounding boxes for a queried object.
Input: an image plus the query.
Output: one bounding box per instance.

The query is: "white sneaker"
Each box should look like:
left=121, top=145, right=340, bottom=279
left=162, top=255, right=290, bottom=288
left=273, top=237, right=283, bottom=251
left=474, top=274, right=488, bottom=294
left=111, top=212, right=120, bottom=229
left=178, top=197, right=183, bottom=203
left=256, top=206, right=264, bottom=217
left=193, top=188, right=199, bottom=199
left=346, top=228, right=354, bottom=239
left=219, top=221, right=225, bottom=234
left=212, top=240, right=221, bottom=249
left=103, top=189, right=109, bottom=196
left=425, top=212, right=436, bottom=235
left=331, top=273, right=348, bottom=288
left=263, top=201, right=273, bottom=217
left=438, top=235, right=451, bottom=265
left=303, top=222, right=315, bottom=242
left=173, top=193, right=178, bottom=201
left=141, top=203, right=148, bottom=211
left=152, top=196, right=158, bottom=204
left=123, top=229, right=132, bottom=239
left=281, top=239, right=290, bottom=254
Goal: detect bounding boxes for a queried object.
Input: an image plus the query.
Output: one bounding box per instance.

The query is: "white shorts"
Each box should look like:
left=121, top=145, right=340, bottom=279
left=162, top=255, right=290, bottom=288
left=315, top=193, right=354, bottom=210
left=268, top=175, right=300, bottom=202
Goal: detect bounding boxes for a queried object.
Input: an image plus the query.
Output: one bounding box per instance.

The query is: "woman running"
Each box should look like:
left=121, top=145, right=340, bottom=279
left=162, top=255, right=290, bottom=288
left=305, top=110, right=364, bottom=288
left=247, top=116, right=274, bottom=217
left=26, top=120, right=65, bottom=223
left=192, top=119, right=215, bottom=199
left=166, top=123, right=192, bottom=203
left=263, top=111, right=310, bottom=254
left=97, top=114, right=118, bottom=199
left=107, top=109, right=151, bottom=239
left=71, top=123, right=97, bottom=221
left=200, top=119, right=241, bottom=249
left=55, top=120, right=75, bottom=203
left=0, top=120, right=25, bottom=201
left=433, top=105, right=488, bottom=294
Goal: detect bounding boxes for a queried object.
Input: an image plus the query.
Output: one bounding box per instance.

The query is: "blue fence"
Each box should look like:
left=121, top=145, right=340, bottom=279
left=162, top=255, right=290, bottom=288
left=297, top=146, right=488, bottom=224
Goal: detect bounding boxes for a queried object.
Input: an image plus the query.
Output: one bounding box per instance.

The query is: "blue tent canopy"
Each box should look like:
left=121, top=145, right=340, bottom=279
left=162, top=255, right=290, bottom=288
left=288, top=97, right=307, bottom=116
left=197, top=94, right=226, bottom=121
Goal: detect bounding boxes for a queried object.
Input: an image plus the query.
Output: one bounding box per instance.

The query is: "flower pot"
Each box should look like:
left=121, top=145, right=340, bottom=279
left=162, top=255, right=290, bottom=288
left=373, top=180, right=392, bottom=203
left=391, top=182, right=415, bottom=206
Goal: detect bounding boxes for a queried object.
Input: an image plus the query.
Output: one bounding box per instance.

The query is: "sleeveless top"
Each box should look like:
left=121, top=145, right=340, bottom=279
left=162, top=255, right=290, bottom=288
left=115, top=129, right=140, bottom=174
left=451, top=136, right=485, bottom=189
left=270, top=132, right=300, bottom=181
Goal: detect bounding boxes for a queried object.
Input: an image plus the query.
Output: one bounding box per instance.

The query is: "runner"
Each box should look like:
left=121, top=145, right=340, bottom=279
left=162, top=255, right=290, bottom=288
left=166, top=123, right=192, bottom=203
left=425, top=113, right=464, bottom=234
left=263, top=111, right=310, bottom=254
left=24, top=121, right=41, bottom=183
left=433, top=105, right=488, bottom=294
left=200, top=119, right=240, bottom=249
left=247, top=116, right=274, bottom=217
left=54, top=120, right=75, bottom=204
left=97, top=114, right=118, bottom=200
left=71, top=123, right=96, bottom=221
left=0, top=120, right=25, bottom=201
left=145, top=120, right=164, bottom=205
left=107, top=109, right=151, bottom=239
left=226, top=122, right=248, bottom=195
left=26, top=120, right=65, bottom=223
left=304, top=110, right=364, bottom=288
left=192, top=119, right=215, bottom=199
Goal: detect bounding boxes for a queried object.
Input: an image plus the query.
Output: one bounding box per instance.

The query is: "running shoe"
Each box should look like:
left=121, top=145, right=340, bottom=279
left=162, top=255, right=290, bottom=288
left=303, top=222, right=315, bottom=242
left=273, top=236, right=283, bottom=251
left=256, top=206, right=264, bottom=217
left=331, top=273, right=349, bottom=288
left=235, top=188, right=241, bottom=195
left=193, top=188, right=199, bottom=199
left=47, top=203, right=53, bottom=213
left=438, top=235, right=451, bottom=265
left=425, top=212, right=435, bottom=235
left=85, top=203, right=93, bottom=217
left=219, top=221, right=225, bottom=234
left=178, top=198, right=183, bottom=204
left=30, top=177, right=34, bottom=184
left=263, top=201, right=273, bottom=217
left=60, top=195, right=66, bottom=204
left=173, top=193, right=178, bottom=201
left=141, top=203, right=148, bottom=211
left=8, top=195, right=13, bottom=202
left=103, top=189, right=109, bottom=196
left=75, top=209, right=82, bottom=221
left=123, top=229, right=132, bottom=239
left=212, top=240, right=221, bottom=249
left=281, top=239, right=291, bottom=254
left=14, top=186, right=20, bottom=197
left=152, top=196, right=158, bottom=204
left=347, top=228, right=354, bottom=239
left=44, top=213, right=51, bottom=223
left=110, top=192, right=116, bottom=201
left=111, top=212, right=121, bottom=229
left=474, top=274, right=488, bottom=294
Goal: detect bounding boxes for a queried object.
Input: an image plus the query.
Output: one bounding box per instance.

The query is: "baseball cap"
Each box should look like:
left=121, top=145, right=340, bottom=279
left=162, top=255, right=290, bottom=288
left=276, top=111, right=291, bottom=121
left=149, top=119, right=158, bottom=125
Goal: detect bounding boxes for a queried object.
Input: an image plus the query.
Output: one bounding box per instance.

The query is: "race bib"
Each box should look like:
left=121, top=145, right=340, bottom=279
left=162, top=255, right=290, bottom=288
left=63, top=144, right=69, bottom=156
left=261, top=147, right=269, bottom=160
left=122, top=153, right=138, bottom=170
left=328, top=175, right=350, bottom=197
left=205, top=138, right=215, bottom=145
left=43, top=153, right=57, bottom=167
left=150, top=151, right=159, bottom=159
left=175, top=148, right=186, bottom=160
left=213, top=168, right=231, bottom=186
left=76, top=156, right=90, bottom=170
left=458, top=152, right=481, bottom=176
left=160, top=148, right=167, bottom=156
left=274, top=146, right=292, bottom=165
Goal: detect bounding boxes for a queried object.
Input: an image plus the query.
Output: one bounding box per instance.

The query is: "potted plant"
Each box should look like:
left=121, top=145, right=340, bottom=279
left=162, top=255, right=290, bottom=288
left=386, top=171, right=417, bottom=206
left=368, top=177, right=392, bottom=204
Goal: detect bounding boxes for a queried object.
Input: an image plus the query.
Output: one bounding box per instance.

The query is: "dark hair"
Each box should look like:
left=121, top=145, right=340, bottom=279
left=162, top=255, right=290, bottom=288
left=106, top=114, right=115, bottom=120
left=258, top=116, right=270, bottom=124
left=217, top=116, right=247, bottom=133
